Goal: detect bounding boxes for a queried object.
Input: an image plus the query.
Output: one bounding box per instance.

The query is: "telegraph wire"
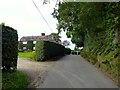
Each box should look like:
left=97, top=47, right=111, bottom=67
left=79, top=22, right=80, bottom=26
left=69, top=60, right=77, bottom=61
left=32, top=0, right=53, bottom=32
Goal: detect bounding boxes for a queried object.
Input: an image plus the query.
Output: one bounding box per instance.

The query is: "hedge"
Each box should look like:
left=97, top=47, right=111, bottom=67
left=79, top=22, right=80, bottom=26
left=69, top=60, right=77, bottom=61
left=71, top=51, right=80, bottom=55
left=35, top=40, right=65, bottom=61
left=0, top=24, right=2, bottom=73
left=65, top=48, right=71, bottom=55
left=2, top=24, right=18, bottom=71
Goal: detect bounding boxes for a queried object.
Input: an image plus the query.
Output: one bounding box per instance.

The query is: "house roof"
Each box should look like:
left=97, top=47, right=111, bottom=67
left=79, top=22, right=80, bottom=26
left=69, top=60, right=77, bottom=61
left=20, top=35, right=54, bottom=42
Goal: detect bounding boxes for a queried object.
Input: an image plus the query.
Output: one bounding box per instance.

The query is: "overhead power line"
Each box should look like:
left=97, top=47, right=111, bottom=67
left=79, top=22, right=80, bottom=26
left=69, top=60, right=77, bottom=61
left=32, top=0, right=53, bottom=32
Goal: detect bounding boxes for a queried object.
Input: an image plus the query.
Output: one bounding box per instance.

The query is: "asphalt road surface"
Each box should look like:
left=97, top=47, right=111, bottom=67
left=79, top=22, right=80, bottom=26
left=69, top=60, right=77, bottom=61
left=39, top=55, right=118, bottom=88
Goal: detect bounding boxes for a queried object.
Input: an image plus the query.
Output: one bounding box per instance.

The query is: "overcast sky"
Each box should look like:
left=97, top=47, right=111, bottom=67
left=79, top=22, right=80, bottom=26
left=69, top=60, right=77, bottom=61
left=0, top=0, right=75, bottom=50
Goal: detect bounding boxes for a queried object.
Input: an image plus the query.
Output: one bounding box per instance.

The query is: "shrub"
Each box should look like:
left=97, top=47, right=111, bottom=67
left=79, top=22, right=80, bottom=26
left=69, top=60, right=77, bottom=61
left=65, top=48, right=71, bottom=55
left=0, top=24, right=2, bottom=65
left=18, top=41, right=23, bottom=52
left=71, top=51, right=77, bottom=55
left=29, top=51, right=36, bottom=61
left=78, top=52, right=80, bottom=55
left=26, top=41, right=34, bottom=51
left=2, top=24, right=18, bottom=71
left=80, top=48, right=119, bottom=83
left=35, top=40, right=65, bottom=61
left=35, top=40, right=44, bottom=61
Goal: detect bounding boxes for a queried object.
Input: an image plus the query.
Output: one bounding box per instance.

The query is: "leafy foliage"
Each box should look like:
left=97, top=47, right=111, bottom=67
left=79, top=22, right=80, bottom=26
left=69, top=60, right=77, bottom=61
left=50, top=33, right=61, bottom=43
left=35, top=40, right=44, bottom=61
left=65, top=48, right=71, bottom=55
left=18, top=41, right=23, bottom=52
left=53, top=2, right=104, bottom=47
left=26, top=41, right=34, bottom=51
left=2, top=24, right=18, bottom=71
left=53, top=2, right=120, bottom=83
left=29, top=51, right=36, bottom=61
left=35, top=40, right=65, bottom=61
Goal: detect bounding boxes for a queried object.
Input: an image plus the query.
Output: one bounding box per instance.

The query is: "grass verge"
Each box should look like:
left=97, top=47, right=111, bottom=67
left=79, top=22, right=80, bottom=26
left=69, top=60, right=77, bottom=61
left=18, top=51, right=36, bottom=61
left=2, top=71, right=29, bottom=90
left=80, top=50, right=119, bottom=86
left=18, top=52, right=32, bottom=58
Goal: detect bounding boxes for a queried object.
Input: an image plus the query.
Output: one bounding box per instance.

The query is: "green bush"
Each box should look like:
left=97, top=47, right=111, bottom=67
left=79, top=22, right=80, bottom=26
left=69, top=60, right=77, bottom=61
left=65, top=48, right=71, bottom=55
left=80, top=49, right=119, bottom=82
left=35, top=40, right=44, bottom=61
left=35, top=40, right=65, bottom=61
left=18, top=41, right=23, bottom=52
left=29, top=51, right=36, bottom=61
left=71, top=51, right=75, bottom=55
left=71, top=51, right=78, bottom=55
left=2, top=24, right=18, bottom=71
left=26, top=41, right=34, bottom=51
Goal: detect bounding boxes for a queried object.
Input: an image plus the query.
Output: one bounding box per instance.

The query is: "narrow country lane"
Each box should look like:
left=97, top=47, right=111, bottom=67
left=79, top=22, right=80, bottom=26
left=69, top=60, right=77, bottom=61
left=39, top=55, right=118, bottom=88
left=17, top=55, right=118, bottom=88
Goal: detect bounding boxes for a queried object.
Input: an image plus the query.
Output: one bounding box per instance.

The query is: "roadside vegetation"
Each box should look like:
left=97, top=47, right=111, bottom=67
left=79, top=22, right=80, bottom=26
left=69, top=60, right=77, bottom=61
left=19, top=40, right=65, bottom=61
left=52, top=2, right=120, bottom=85
left=18, top=51, right=36, bottom=62
left=1, top=24, right=29, bottom=89
left=18, top=52, right=33, bottom=59
left=2, top=71, right=29, bottom=90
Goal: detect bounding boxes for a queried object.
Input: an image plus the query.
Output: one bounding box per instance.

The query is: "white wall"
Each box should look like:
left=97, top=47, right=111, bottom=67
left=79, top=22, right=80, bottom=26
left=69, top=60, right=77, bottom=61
left=33, top=41, right=36, bottom=44
left=23, top=41, right=27, bottom=44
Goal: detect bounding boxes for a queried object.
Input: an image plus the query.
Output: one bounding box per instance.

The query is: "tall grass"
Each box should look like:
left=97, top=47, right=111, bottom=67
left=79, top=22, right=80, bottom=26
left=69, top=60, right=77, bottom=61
left=2, top=71, right=29, bottom=90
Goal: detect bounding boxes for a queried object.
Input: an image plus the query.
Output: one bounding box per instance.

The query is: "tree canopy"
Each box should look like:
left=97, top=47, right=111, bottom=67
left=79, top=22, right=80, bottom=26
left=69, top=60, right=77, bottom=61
left=52, top=2, right=120, bottom=48
left=50, top=33, right=61, bottom=43
left=52, top=2, right=120, bottom=83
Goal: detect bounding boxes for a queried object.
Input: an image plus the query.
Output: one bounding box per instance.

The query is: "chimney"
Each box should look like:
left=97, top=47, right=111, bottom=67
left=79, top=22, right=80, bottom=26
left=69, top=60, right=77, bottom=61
left=41, top=33, right=45, bottom=36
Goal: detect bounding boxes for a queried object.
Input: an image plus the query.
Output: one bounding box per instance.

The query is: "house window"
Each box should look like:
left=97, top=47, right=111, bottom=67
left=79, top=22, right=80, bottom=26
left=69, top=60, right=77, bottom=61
left=33, top=41, right=36, bottom=44
left=23, top=41, right=27, bottom=44
left=23, top=47, right=26, bottom=50
left=33, top=47, right=35, bottom=50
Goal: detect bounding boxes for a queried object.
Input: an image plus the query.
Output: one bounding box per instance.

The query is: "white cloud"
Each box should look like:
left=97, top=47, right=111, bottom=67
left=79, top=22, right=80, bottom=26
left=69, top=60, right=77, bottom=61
left=60, top=31, right=75, bottom=50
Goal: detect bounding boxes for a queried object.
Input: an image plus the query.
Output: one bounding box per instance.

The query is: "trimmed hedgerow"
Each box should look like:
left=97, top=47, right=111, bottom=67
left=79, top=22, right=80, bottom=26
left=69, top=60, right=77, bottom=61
left=35, top=40, right=65, bottom=61
left=2, top=24, right=18, bottom=71
left=35, top=40, right=44, bottom=61
left=65, top=48, right=71, bottom=55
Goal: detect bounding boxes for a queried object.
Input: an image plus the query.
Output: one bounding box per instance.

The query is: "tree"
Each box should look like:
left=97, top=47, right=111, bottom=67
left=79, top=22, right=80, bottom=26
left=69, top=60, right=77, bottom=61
left=52, top=2, right=120, bottom=82
left=50, top=33, right=61, bottom=43
left=26, top=41, right=34, bottom=51
left=52, top=2, right=104, bottom=47
left=43, top=0, right=50, bottom=4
